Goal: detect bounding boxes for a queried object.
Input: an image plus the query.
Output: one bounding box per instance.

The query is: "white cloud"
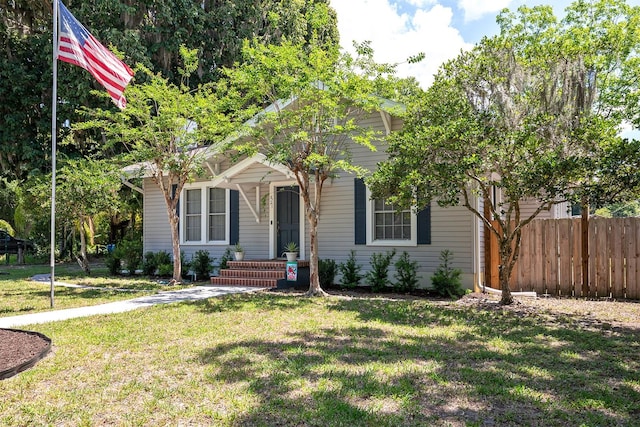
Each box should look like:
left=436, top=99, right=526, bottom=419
left=457, top=0, right=512, bottom=22
left=330, top=0, right=472, bottom=88
left=406, top=0, right=437, bottom=6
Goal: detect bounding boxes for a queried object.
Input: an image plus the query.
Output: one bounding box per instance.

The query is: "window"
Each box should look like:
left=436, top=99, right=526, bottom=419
left=185, top=189, right=201, bottom=242
left=181, top=185, right=230, bottom=244
left=365, top=189, right=417, bottom=247
left=373, top=199, right=412, bottom=240
left=208, top=188, right=226, bottom=241
left=354, top=178, right=430, bottom=246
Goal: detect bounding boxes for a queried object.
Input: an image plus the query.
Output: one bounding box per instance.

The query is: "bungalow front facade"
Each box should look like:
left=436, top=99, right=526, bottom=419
left=135, top=100, right=573, bottom=290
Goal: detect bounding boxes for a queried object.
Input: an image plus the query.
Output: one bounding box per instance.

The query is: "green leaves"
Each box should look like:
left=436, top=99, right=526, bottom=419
left=370, top=0, right=640, bottom=301
left=227, top=39, right=397, bottom=186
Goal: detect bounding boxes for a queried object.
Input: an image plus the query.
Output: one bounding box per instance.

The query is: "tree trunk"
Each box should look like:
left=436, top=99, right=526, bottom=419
left=305, top=215, right=327, bottom=297
left=168, top=210, right=182, bottom=284
left=76, top=217, right=91, bottom=274
left=498, top=240, right=514, bottom=305
left=87, top=216, right=96, bottom=247
left=301, top=176, right=327, bottom=297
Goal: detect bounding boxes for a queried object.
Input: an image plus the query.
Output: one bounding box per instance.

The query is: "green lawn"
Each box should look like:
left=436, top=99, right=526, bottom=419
left=0, top=263, right=192, bottom=317
left=1, top=292, right=639, bottom=426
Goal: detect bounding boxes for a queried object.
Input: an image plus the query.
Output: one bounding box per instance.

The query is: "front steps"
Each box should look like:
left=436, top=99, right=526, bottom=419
left=210, top=260, right=310, bottom=288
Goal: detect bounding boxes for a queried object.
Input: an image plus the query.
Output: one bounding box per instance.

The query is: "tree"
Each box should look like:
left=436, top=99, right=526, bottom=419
left=0, top=0, right=338, bottom=183
left=2, top=0, right=340, bottom=253
left=76, top=49, right=247, bottom=283
left=369, top=1, right=640, bottom=305
left=55, top=159, right=122, bottom=272
left=227, top=40, right=399, bottom=296
left=24, top=158, right=123, bottom=271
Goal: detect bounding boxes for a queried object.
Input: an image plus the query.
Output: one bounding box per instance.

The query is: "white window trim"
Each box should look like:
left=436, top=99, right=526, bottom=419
left=365, top=187, right=417, bottom=247
left=180, top=183, right=230, bottom=245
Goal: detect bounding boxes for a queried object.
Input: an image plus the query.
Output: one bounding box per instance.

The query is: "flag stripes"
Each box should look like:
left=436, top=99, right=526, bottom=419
left=57, top=1, right=133, bottom=108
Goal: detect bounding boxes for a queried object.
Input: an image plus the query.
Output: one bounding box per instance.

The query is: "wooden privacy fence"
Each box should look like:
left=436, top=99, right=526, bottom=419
left=487, top=218, right=640, bottom=299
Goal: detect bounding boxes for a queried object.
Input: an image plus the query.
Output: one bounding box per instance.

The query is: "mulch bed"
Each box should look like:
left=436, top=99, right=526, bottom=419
left=0, top=329, right=51, bottom=380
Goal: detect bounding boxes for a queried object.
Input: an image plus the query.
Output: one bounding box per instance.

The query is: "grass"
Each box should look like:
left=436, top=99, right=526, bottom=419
left=1, top=289, right=639, bottom=426
left=0, top=262, right=193, bottom=317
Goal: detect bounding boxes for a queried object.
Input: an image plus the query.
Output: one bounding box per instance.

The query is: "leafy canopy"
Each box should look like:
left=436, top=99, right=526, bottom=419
left=369, top=0, right=640, bottom=304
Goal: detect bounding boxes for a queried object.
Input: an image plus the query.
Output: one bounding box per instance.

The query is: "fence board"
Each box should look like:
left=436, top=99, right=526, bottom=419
left=547, top=220, right=558, bottom=294
left=591, top=218, right=600, bottom=296
left=590, top=219, right=605, bottom=297
left=522, top=222, right=535, bottom=291
left=558, top=219, right=572, bottom=296
left=486, top=217, right=640, bottom=300
left=611, top=220, right=624, bottom=297
left=630, top=220, right=640, bottom=299
left=624, top=218, right=633, bottom=299
left=532, top=220, right=546, bottom=294
left=572, top=219, right=582, bottom=297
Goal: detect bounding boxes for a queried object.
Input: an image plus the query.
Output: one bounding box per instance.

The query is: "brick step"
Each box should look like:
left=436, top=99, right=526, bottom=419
left=227, top=260, right=309, bottom=270
left=219, top=269, right=284, bottom=279
left=210, top=276, right=279, bottom=288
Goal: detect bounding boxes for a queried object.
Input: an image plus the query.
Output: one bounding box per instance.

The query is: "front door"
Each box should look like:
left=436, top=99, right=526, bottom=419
left=276, top=186, right=300, bottom=257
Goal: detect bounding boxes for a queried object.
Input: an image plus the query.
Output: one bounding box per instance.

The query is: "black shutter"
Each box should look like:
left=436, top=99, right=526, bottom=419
left=417, top=203, right=431, bottom=245
left=229, top=189, right=239, bottom=245
left=354, top=178, right=366, bottom=245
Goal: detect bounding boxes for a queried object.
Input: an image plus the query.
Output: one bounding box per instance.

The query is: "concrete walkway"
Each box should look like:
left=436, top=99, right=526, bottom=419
left=0, top=285, right=265, bottom=329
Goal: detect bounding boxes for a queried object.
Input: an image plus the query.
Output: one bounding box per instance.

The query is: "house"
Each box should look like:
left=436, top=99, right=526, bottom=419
left=130, top=98, right=571, bottom=291
left=132, top=107, right=479, bottom=290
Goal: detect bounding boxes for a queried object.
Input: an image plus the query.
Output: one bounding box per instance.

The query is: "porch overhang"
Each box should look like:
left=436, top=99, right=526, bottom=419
left=208, top=153, right=294, bottom=188
left=210, top=153, right=295, bottom=223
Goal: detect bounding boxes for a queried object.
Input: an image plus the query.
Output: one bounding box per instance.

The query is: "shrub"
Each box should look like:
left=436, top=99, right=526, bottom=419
left=394, top=251, right=420, bottom=293
left=219, top=248, right=232, bottom=270
left=105, top=253, right=121, bottom=275
left=181, top=250, right=190, bottom=279
left=318, top=258, right=337, bottom=288
left=191, top=250, right=214, bottom=279
left=366, top=249, right=396, bottom=292
left=154, top=251, right=171, bottom=266
left=142, top=251, right=157, bottom=275
left=431, top=249, right=465, bottom=299
left=115, top=239, right=142, bottom=272
left=154, top=251, right=172, bottom=277
left=157, top=263, right=173, bottom=277
left=339, top=250, right=362, bottom=288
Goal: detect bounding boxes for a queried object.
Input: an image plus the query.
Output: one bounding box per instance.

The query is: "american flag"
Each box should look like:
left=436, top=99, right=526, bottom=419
left=57, top=1, right=134, bottom=109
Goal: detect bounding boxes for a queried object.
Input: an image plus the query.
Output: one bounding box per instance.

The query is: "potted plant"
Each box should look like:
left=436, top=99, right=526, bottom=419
left=233, top=243, right=244, bottom=261
left=282, top=241, right=299, bottom=262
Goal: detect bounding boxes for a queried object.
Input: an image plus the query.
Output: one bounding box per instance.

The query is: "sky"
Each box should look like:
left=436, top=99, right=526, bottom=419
left=328, top=0, right=635, bottom=88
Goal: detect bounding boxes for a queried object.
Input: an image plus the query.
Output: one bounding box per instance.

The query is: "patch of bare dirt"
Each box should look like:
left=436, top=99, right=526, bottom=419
left=455, top=292, right=640, bottom=330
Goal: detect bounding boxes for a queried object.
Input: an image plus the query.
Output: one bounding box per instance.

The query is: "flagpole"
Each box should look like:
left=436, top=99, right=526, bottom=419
left=50, top=0, right=58, bottom=308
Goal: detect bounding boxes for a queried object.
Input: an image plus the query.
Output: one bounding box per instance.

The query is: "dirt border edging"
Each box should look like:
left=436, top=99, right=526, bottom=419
left=0, top=328, right=52, bottom=380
